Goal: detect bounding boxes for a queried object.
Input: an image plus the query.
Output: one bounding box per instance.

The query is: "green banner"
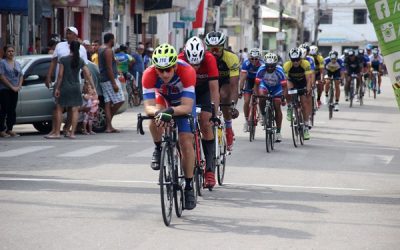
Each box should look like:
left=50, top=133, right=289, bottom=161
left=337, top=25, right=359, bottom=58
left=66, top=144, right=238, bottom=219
left=366, top=0, right=400, bottom=110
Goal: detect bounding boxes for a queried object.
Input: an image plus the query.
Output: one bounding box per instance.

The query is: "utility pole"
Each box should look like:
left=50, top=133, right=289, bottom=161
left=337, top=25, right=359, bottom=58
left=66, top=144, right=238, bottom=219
left=277, top=0, right=284, bottom=60
left=103, top=0, right=110, bottom=32
left=253, top=0, right=260, bottom=48
left=314, top=0, right=320, bottom=45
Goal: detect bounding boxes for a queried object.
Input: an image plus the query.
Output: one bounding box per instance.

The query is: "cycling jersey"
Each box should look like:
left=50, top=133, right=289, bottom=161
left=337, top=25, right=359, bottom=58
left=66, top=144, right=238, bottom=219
left=283, top=60, right=312, bottom=87
left=311, top=54, right=325, bottom=71
left=358, top=54, right=370, bottom=67
left=215, top=50, right=240, bottom=86
left=178, top=51, right=219, bottom=112
left=115, top=52, right=133, bottom=73
left=324, top=58, right=345, bottom=73
left=369, top=55, right=383, bottom=71
left=256, top=65, right=286, bottom=97
left=142, top=60, right=197, bottom=133
left=344, top=57, right=363, bottom=74
left=241, top=59, right=264, bottom=79
left=305, top=56, right=316, bottom=72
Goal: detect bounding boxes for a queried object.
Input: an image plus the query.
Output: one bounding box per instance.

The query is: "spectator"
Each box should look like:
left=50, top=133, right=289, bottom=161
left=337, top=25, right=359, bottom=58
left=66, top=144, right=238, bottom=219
left=98, top=33, right=125, bottom=133
left=91, top=40, right=100, bottom=65
left=47, top=41, right=94, bottom=139
left=0, top=45, right=23, bottom=137
left=242, top=47, right=249, bottom=62
left=44, top=26, right=88, bottom=138
left=82, top=40, right=92, bottom=60
left=130, top=44, right=145, bottom=99
left=81, top=83, right=99, bottom=135
left=41, top=39, right=58, bottom=54
left=143, top=47, right=154, bottom=69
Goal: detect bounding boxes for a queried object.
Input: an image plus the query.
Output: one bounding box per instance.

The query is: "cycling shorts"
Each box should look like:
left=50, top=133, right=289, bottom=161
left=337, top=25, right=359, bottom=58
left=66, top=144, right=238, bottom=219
left=258, top=83, right=283, bottom=98
left=347, top=67, right=361, bottom=75
left=327, top=69, right=341, bottom=80
left=243, top=78, right=256, bottom=94
left=155, top=92, right=196, bottom=133
left=288, top=79, right=307, bottom=90
left=195, top=85, right=212, bottom=113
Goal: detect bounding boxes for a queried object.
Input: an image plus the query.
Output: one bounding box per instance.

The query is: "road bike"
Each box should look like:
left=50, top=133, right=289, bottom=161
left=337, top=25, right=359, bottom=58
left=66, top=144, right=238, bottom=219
left=215, top=103, right=231, bottom=185
left=288, top=88, right=306, bottom=148
left=325, top=75, right=335, bottom=120
left=349, top=73, right=358, bottom=108
left=124, top=72, right=141, bottom=107
left=193, top=106, right=206, bottom=195
left=371, top=71, right=379, bottom=99
left=310, top=84, right=318, bottom=127
left=137, top=113, right=194, bottom=226
left=248, top=94, right=260, bottom=142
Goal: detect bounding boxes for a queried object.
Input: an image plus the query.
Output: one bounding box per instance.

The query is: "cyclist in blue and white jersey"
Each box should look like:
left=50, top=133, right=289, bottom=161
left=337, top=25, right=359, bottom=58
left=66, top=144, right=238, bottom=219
left=324, top=51, right=345, bottom=111
left=369, top=48, right=384, bottom=93
left=239, top=48, right=264, bottom=132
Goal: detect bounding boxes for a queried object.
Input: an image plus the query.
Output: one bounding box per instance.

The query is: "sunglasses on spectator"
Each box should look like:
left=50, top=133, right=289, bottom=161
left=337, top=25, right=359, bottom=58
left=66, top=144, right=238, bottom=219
left=208, top=46, right=224, bottom=53
left=156, top=66, right=174, bottom=73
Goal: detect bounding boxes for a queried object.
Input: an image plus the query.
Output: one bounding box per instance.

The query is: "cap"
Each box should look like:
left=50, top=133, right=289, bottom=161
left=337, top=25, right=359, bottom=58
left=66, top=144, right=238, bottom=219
left=82, top=40, right=90, bottom=45
left=67, top=26, right=78, bottom=36
left=138, top=44, right=145, bottom=49
left=147, top=47, right=154, bottom=52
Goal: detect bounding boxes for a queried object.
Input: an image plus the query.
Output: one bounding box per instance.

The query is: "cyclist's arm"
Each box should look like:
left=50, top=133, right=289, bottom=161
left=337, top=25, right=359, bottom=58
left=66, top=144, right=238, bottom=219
left=144, top=98, right=159, bottom=116
left=105, top=48, right=117, bottom=85
left=209, top=79, right=220, bottom=115
left=172, top=97, right=194, bottom=115
left=230, top=75, right=239, bottom=103
left=239, top=71, right=247, bottom=91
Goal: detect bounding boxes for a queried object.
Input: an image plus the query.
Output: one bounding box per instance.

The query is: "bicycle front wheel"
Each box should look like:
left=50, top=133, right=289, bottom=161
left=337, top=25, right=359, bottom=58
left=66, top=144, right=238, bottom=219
left=159, top=144, right=174, bottom=226
left=264, top=112, right=271, bottom=153
left=291, top=107, right=299, bottom=148
left=329, top=84, right=334, bottom=119
left=173, top=145, right=183, bottom=218
left=217, top=128, right=227, bottom=185
left=269, top=107, right=275, bottom=151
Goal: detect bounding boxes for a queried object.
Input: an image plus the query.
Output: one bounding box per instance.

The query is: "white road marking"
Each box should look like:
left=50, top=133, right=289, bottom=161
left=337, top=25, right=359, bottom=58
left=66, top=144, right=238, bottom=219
left=0, top=177, right=366, bottom=191
left=58, top=146, right=117, bottom=157
left=127, top=147, right=154, bottom=157
left=0, top=146, right=53, bottom=157
left=343, top=153, right=394, bottom=165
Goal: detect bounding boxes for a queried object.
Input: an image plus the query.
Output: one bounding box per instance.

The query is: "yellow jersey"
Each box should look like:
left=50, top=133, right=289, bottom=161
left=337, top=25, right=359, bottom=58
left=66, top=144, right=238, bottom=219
left=283, top=59, right=312, bottom=85
left=216, top=50, right=240, bottom=85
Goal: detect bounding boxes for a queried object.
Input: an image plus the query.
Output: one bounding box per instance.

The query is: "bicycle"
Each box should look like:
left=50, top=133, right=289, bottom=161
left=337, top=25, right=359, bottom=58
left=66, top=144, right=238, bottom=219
left=125, top=72, right=141, bottom=107
left=137, top=113, right=194, bottom=226
left=288, top=88, right=306, bottom=148
left=310, top=84, right=318, bottom=127
left=325, top=75, right=335, bottom=120
left=371, top=71, right=379, bottom=99
left=193, top=106, right=206, bottom=195
left=248, top=93, right=260, bottom=142
left=349, top=73, right=358, bottom=108
left=215, top=103, right=232, bottom=185
left=359, top=74, right=366, bottom=106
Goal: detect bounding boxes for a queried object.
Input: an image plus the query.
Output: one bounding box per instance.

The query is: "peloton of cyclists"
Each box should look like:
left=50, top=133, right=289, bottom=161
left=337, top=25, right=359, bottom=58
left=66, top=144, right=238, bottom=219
left=204, top=31, right=240, bottom=151
left=178, top=36, right=221, bottom=189
left=142, top=43, right=197, bottom=210
left=238, top=48, right=264, bottom=133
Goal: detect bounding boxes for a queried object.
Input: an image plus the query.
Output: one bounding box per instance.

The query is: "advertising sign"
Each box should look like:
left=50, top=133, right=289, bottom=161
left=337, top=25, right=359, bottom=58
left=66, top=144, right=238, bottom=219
left=366, top=0, right=400, bottom=110
left=49, top=0, right=88, bottom=7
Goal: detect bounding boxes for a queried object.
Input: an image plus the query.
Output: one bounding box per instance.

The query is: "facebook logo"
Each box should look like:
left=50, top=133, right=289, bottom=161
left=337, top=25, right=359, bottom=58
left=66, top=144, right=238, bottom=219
left=375, top=0, right=390, bottom=20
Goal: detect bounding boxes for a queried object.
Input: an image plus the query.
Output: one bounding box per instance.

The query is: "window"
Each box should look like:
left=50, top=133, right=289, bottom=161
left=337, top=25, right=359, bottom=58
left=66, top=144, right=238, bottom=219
left=354, top=9, right=367, bottom=24
left=25, top=61, right=53, bottom=85
left=319, top=9, right=332, bottom=24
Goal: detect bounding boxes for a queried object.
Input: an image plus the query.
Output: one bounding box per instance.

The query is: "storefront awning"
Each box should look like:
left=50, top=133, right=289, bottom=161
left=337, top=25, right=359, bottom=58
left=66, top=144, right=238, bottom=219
left=262, top=25, right=285, bottom=33
left=0, top=0, right=28, bottom=15
left=261, top=6, right=297, bottom=21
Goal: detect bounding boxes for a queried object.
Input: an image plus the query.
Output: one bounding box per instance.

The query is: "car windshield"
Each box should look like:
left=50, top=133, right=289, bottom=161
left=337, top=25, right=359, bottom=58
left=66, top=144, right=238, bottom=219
left=16, top=58, right=32, bottom=69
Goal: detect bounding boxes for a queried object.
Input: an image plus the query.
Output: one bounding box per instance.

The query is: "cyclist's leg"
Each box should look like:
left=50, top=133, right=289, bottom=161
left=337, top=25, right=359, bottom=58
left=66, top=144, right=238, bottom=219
left=273, top=94, right=283, bottom=136
left=286, top=80, right=295, bottom=121
left=243, top=79, right=253, bottom=123
left=148, top=95, right=167, bottom=169
left=300, top=89, right=311, bottom=125
left=258, top=84, right=268, bottom=118
left=220, top=83, right=234, bottom=150
left=378, top=72, right=382, bottom=93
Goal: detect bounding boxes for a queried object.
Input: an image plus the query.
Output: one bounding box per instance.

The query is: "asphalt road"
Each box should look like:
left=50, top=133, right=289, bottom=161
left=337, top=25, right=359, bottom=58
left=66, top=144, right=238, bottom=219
left=0, top=77, right=399, bottom=249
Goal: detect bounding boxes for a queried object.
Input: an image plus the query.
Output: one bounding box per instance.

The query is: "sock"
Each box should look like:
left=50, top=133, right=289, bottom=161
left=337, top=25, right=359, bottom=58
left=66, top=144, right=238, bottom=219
left=277, top=128, right=281, bottom=133
left=202, top=139, right=215, bottom=172
left=224, top=119, right=232, bottom=129
left=335, top=100, right=339, bottom=103
left=185, top=178, right=193, bottom=190
left=154, top=141, right=161, bottom=151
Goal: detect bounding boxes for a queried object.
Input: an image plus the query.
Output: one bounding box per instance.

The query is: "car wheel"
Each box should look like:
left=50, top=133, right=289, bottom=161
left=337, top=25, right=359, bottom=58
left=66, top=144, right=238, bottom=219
left=92, top=104, right=106, bottom=133
left=33, top=121, right=52, bottom=134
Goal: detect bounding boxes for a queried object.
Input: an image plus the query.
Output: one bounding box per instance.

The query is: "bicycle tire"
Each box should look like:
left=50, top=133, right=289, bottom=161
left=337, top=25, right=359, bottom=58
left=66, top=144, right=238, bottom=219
left=194, top=165, right=203, bottom=197
left=217, top=128, right=226, bottom=186
left=291, top=106, right=298, bottom=148
left=298, top=109, right=304, bottom=146
left=311, top=91, right=316, bottom=127
left=264, top=112, right=271, bottom=153
left=349, top=79, right=355, bottom=108
left=359, top=83, right=364, bottom=106
left=173, top=145, right=183, bottom=218
left=249, top=106, right=256, bottom=142
left=159, top=143, right=173, bottom=226
left=269, top=107, right=275, bottom=150
left=329, top=84, right=334, bottom=120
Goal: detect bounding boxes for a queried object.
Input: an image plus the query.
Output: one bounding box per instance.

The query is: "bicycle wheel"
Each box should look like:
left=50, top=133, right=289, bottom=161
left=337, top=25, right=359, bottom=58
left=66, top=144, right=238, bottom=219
left=311, top=91, right=316, bottom=127
left=297, top=109, right=304, bottom=146
left=125, top=82, right=134, bottom=108
left=173, top=145, right=183, bottom=218
left=349, top=80, right=355, bottom=108
left=194, top=165, right=203, bottom=197
left=373, top=79, right=377, bottom=99
left=328, top=85, right=334, bottom=120
left=269, top=107, right=275, bottom=151
left=291, top=105, right=299, bottom=148
left=217, top=128, right=226, bottom=186
left=159, top=144, right=174, bottom=226
left=359, top=83, right=364, bottom=106
left=264, top=112, right=271, bottom=153
left=249, top=106, right=256, bottom=142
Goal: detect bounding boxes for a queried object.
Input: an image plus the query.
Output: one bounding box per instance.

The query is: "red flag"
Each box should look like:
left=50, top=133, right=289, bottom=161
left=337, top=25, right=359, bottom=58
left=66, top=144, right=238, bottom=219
left=192, top=0, right=204, bottom=29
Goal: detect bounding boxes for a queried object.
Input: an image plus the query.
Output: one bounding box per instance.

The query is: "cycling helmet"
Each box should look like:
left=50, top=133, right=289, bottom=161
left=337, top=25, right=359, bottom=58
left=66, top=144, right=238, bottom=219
left=309, top=45, right=318, bottom=55
left=343, top=49, right=349, bottom=56
left=299, top=47, right=307, bottom=59
left=366, top=44, right=373, bottom=50
left=347, top=49, right=354, bottom=56
left=264, top=52, right=278, bottom=73
left=184, top=36, right=205, bottom=65
left=372, top=48, right=379, bottom=55
left=329, top=50, right=339, bottom=59
left=358, top=49, right=364, bottom=55
left=204, top=31, right=226, bottom=46
left=299, top=43, right=310, bottom=53
left=289, top=48, right=302, bottom=60
left=249, top=48, right=261, bottom=58
left=152, top=43, right=178, bottom=69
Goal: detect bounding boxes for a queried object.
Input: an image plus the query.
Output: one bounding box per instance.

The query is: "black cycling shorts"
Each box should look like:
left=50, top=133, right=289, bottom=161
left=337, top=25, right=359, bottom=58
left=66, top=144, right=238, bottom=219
left=195, top=85, right=212, bottom=113
left=327, top=69, right=341, bottom=80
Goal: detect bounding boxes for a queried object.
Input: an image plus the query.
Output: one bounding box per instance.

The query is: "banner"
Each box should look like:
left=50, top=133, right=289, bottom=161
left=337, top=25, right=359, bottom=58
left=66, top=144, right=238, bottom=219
left=49, top=0, right=88, bottom=7
left=365, top=0, right=400, bottom=110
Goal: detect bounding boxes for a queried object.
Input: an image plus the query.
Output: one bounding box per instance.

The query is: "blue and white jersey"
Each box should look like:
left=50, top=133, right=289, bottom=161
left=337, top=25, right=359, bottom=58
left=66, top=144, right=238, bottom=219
left=241, top=59, right=264, bottom=79
left=256, top=65, right=286, bottom=88
left=306, top=56, right=316, bottom=71
left=324, top=57, right=345, bottom=72
left=369, top=55, right=383, bottom=71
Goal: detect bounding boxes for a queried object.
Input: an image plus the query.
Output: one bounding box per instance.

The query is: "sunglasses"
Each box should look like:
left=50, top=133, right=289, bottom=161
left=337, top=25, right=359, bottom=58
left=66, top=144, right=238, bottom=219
left=208, top=46, right=223, bottom=53
left=291, top=58, right=300, bottom=62
left=250, top=58, right=259, bottom=61
left=156, top=66, right=174, bottom=73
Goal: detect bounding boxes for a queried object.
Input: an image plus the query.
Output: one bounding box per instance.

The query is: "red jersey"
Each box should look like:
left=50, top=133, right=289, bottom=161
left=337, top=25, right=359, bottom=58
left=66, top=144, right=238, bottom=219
left=178, top=51, right=219, bottom=87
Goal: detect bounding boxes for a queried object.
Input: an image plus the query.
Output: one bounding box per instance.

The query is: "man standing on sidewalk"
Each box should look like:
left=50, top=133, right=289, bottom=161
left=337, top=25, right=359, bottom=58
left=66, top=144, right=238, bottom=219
left=98, top=33, right=125, bottom=133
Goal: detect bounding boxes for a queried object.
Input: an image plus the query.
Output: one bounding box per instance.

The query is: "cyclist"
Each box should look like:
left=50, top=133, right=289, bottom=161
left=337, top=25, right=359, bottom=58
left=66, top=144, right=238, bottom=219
left=178, top=36, right=220, bottom=189
left=358, top=48, right=371, bottom=92
left=283, top=48, right=312, bottom=140
left=255, top=52, right=286, bottom=142
left=324, top=51, right=344, bottom=111
left=344, top=49, right=363, bottom=102
left=299, top=44, right=316, bottom=85
left=115, top=44, right=135, bottom=79
left=369, top=48, right=383, bottom=93
left=204, top=31, right=240, bottom=151
left=142, top=43, right=197, bottom=210
left=239, top=48, right=264, bottom=132
left=309, top=45, right=325, bottom=108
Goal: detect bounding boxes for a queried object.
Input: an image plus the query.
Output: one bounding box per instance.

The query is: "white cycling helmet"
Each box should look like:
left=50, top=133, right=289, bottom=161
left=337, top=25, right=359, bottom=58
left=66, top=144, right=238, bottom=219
left=299, top=47, right=307, bottom=59
left=184, top=36, right=205, bottom=65
left=289, top=48, right=301, bottom=60
left=309, top=45, right=318, bottom=55
left=264, top=52, right=278, bottom=64
left=204, top=31, right=226, bottom=46
left=249, top=48, right=261, bottom=58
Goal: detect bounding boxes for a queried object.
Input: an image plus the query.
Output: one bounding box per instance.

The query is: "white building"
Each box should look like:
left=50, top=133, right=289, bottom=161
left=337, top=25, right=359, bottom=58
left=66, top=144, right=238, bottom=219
left=303, top=0, right=378, bottom=56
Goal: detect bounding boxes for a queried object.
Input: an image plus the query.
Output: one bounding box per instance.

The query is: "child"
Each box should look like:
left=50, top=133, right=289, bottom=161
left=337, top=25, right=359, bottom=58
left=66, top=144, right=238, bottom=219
left=82, top=83, right=99, bottom=135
